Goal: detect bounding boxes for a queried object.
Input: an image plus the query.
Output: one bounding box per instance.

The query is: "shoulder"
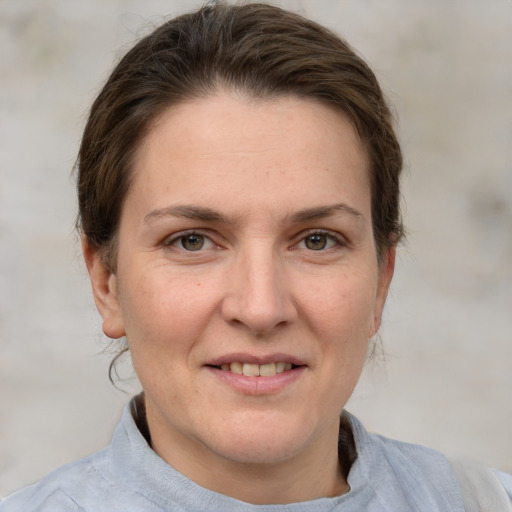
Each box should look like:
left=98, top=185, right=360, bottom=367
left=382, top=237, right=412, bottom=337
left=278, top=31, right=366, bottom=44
left=495, top=470, right=512, bottom=501
left=372, top=429, right=453, bottom=473
left=372, top=430, right=512, bottom=507
left=346, top=412, right=459, bottom=480
left=0, top=400, right=159, bottom=512
left=343, top=412, right=465, bottom=510
left=0, top=449, right=110, bottom=512
left=344, top=411, right=512, bottom=510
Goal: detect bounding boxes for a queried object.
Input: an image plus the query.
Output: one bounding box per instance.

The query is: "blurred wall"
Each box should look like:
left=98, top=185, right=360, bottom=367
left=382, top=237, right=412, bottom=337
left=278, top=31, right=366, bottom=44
left=1, top=0, right=511, bottom=496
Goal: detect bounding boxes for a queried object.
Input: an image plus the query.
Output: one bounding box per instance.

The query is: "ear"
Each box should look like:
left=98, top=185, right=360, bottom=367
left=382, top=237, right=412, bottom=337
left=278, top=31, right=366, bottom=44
left=369, top=246, right=396, bottom=338
left=82, top=238, right=126, bottom=339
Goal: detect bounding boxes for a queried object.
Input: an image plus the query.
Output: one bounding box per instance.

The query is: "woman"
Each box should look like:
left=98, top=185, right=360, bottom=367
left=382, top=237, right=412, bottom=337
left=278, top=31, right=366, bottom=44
left=2, top=3, right=511, bottom=511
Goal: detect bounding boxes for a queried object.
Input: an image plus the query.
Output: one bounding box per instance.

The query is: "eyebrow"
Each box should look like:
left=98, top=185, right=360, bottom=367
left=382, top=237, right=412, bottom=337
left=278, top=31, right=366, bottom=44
left=144, top=202, right=365, bottom=225
left=288, top=203, right=365, bottom=224
left=144, top=204, right=229, bottom=224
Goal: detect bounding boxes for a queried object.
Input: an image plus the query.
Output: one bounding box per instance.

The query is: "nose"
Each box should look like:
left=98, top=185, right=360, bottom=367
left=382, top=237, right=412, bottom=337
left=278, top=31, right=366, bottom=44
left=220, top=246, right=298, bottom=335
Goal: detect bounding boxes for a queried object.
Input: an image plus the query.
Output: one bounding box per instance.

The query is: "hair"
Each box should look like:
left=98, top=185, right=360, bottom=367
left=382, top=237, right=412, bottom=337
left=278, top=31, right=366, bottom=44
left=76, top=2, right=404, bottom=375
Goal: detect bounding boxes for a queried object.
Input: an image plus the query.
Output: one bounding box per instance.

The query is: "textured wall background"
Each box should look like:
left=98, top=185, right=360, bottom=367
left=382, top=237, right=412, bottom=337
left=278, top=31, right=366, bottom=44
left=1, top=0, right=511, bottom=497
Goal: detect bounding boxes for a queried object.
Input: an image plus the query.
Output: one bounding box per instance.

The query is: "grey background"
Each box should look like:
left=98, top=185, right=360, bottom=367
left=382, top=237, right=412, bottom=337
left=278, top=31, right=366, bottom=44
left=1, top=0, right=511, bottom=497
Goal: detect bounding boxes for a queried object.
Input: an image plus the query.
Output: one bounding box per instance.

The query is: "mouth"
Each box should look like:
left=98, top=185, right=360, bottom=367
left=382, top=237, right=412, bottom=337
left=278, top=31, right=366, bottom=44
left=204, top=356, right=307, bottom=394
left=207, top=361, right=300, bottom=377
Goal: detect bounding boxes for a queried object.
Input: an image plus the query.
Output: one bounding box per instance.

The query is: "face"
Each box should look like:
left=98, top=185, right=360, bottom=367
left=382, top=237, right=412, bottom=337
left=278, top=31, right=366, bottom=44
left=86, top=93, right=394, bottom=485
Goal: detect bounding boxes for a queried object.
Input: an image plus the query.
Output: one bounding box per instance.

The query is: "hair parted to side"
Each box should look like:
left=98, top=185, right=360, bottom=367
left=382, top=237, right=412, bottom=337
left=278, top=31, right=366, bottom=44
left=76, top=2, right=404, bottom=376
left=77, top=1, right=404, bottom=265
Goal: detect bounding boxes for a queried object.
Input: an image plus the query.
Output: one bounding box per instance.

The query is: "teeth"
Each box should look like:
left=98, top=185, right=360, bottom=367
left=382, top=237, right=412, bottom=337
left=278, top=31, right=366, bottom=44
left=242, top=363, right=260, bottom=376
left=219, top=361, right=296, bottom=376
left=230, top=362, right=243, bottom=375
left=259, top=362, right=276, bottom=377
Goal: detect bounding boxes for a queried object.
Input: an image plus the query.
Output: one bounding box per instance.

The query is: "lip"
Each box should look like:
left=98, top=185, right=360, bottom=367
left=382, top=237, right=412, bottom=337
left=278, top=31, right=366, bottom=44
left=204, top=364, right=307, bottom=395
left=203, top=353, right=308, bottom=395
left=205, top=352, right=307, bottom=367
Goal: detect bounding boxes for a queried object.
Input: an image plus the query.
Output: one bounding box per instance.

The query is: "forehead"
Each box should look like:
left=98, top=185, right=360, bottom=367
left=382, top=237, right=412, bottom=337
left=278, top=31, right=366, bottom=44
left=129, top=93, right=371, bottom=218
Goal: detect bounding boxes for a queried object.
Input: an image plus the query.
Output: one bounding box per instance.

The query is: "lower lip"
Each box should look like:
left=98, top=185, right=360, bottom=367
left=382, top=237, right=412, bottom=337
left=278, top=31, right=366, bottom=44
left=204, top=366, right=307, bottom=395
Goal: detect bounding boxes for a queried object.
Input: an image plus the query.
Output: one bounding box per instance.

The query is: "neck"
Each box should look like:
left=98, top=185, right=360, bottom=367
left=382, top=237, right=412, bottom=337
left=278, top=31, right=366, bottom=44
left=157, top=422, right=349, bottom=504
left=135, top=396, right=352, bottom=504
left=198, top=442, right=350, bottom=504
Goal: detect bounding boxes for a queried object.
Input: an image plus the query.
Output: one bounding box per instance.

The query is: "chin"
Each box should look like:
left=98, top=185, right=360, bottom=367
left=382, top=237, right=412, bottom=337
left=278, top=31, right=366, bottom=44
left=203, top=412, right=319, bottom=465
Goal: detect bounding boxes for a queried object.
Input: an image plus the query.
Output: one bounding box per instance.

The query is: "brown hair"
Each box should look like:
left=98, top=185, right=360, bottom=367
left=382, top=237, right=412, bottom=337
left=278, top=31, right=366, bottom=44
left=77, top=1, right=403, bottom=273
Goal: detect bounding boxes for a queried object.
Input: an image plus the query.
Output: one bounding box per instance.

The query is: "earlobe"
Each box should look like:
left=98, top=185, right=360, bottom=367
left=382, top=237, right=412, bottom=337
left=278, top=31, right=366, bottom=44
left=82, top=238, right=126, bottom=339
left=369, top=246, right=396, bottom=338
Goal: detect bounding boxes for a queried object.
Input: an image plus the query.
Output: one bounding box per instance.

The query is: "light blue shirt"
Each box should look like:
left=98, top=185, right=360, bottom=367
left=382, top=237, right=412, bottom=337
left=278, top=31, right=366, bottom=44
left=1, top=399, right=511, bottom=511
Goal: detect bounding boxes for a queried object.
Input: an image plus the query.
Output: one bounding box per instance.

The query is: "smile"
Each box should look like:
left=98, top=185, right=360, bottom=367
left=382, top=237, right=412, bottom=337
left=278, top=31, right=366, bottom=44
left=218, top=362, right=295, bottom=377
left=204, top=354, right=307, bottom=394
left=205, top=359, right=307, bottom=395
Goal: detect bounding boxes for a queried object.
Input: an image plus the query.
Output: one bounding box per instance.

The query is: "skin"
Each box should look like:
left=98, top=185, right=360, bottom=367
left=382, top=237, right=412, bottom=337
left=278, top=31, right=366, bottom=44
left=84, top=92, right=395, bottom=504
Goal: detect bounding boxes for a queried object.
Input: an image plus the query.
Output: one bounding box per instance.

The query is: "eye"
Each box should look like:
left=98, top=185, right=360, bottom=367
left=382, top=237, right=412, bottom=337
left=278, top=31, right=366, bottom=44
left=305, top=233, right=328, bottom=250
left=166, top=232, right=215, bottom=252
left=297, top=231, right=341, bottom=251
left=180, top=234, right=206, bottom=251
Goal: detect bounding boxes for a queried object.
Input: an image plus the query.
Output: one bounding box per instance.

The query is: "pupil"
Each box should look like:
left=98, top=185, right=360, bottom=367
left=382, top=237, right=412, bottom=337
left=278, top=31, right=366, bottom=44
left=306, top=234, right=327, bottom=250
left=182, top=234, right=204, bottom=251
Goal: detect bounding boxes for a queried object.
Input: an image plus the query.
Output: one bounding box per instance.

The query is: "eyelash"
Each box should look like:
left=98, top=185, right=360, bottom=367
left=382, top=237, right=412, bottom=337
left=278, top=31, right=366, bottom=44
left=293, top=229, right=347, bottom=252
left=163, top=229, right=346, bottom=253
left=163, top=230, right=217, bottom=252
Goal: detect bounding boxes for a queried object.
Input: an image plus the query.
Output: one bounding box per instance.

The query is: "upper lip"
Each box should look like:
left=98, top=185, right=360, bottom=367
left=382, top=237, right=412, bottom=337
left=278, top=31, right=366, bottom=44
left=205, top=353, right=307, bottom=367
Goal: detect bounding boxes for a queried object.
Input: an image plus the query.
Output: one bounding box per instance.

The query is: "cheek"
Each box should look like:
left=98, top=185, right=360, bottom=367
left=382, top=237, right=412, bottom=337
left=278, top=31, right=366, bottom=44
left=298, top=268, right=378, bottom=342
left=118, top=270, right=219, bottom=354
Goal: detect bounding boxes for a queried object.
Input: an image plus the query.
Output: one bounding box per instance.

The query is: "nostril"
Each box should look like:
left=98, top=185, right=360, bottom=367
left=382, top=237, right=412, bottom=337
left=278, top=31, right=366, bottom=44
left=220, top=276, right=298, bottom=334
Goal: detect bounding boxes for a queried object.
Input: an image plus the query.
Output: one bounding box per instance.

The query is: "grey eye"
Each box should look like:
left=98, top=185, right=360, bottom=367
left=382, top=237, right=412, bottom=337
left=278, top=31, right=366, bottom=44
left=181, top=234, right=205, bottom=251
left=304, top=234, right=328, bottom=250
